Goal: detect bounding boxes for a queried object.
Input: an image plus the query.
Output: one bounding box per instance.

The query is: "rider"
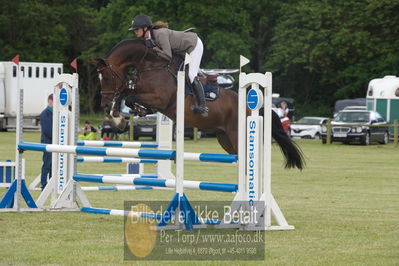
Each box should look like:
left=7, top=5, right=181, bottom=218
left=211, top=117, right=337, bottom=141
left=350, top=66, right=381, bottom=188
left=129, top=14, right=208, bottom=117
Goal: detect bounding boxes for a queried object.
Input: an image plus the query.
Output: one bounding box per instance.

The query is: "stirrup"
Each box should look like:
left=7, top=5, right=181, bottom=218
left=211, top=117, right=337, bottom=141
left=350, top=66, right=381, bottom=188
left=191, top=105, right=208, bottom=117
left=199, top=107, right=209, bottom=117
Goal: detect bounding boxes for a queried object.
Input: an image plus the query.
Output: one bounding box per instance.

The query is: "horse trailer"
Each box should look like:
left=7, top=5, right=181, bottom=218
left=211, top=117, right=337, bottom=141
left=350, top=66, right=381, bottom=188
left=0, top=61, right=63, bottom=130
left=366, top=75, right=399, bottom=135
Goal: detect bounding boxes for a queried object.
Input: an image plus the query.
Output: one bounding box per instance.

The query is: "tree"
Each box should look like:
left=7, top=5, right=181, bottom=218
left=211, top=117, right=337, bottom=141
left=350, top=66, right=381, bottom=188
left=0, top=0, right=69, bottom=62
left=265, top=0, right=399, bottom=116
left=1, top=0, right=397, bottom=115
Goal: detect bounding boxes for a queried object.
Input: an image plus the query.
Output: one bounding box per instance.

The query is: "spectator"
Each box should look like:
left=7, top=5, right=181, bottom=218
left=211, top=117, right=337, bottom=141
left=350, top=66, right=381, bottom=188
left=39, top=94, right=53, bottom=190
left=78, top=121, right=97, bottom=140
left=101, top=114, right=116, bottom=140
left=278, top=101, right=289, bottom=117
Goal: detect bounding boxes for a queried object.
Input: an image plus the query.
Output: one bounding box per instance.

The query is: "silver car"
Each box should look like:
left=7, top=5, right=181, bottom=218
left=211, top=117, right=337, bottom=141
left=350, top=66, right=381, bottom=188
left=291, top=117, right=328, bottom=139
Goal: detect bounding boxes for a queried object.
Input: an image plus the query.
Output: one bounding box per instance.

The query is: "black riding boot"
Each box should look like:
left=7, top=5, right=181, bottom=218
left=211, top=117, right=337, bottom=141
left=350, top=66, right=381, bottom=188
left=191, top=77, right=209, bottom=117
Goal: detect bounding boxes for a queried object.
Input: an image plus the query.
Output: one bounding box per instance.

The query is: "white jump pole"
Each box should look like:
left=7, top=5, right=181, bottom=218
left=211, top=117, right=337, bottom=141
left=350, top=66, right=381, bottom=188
left=175, top=55, right=188, bottom=198
left=14, top=58, right=23, bottom=211
left=263, top=72, right=272, bottom=229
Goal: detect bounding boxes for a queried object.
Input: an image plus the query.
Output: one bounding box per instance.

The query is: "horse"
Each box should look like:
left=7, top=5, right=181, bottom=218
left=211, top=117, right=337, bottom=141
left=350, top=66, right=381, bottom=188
left=92, top=39, right=304, bottom=169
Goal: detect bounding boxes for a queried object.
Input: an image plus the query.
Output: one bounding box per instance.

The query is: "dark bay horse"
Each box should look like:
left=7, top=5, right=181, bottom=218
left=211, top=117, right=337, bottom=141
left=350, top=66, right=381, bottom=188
left=92, top=39, right=304, bottom=169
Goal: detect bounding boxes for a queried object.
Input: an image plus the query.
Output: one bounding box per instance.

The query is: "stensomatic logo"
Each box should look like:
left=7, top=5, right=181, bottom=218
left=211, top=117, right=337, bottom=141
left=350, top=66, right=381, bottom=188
left=59, top=87, right=69, bottom=106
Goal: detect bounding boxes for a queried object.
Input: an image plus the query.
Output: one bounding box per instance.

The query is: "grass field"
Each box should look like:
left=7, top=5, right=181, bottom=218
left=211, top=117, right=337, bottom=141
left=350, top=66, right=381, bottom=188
left=0, top=131, right=398, bottom=265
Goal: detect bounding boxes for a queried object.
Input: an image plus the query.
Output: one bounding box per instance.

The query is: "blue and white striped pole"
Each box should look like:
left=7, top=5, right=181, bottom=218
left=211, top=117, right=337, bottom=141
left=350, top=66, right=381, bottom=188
left=78, top=173, right=157, bottom=178
left=73, top=174, right=237, bottom=193
left=77, top=157, right=157, bottom=164
left=77, top=140, right=158, bottom=148
left=18, top=142, right=175, bottom=159
left=81, top=185, right=172, bottom=191
left=80, top=207, right=221, bottom=225
left=80, top=207, right=161, bottom=218
left=81, top=207, right=128, bottom=216
left=18, top=142, right=237, bottom=163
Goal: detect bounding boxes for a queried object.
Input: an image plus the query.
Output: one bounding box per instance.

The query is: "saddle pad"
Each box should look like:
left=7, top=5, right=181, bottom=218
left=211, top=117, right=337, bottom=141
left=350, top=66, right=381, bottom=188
left=185, top=83, right=220, bottom=101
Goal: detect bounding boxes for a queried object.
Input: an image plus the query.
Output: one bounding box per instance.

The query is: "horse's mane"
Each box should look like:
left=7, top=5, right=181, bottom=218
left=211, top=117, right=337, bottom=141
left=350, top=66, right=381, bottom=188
left=105, top=39, right=147, bottom=58
left=104, top=38, right=177, bottom=66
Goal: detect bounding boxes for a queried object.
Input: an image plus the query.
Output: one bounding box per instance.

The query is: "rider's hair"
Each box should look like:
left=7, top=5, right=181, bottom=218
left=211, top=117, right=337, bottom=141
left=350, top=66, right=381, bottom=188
left=152, top=21, right=169, bottom=29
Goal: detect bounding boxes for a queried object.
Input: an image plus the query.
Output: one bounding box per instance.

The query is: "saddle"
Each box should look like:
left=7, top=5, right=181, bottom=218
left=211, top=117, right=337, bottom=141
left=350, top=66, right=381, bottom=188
left=198, top=71, right=218, bottom=86
left=181, top=70, right=219, bottom=102
left=173, top=54, right=221, bottom=101
left=198, top=71, right=220, bottom=101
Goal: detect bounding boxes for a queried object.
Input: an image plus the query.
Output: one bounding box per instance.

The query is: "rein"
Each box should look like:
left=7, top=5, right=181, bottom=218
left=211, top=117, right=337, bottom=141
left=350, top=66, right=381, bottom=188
left=134, top=44, right=177, bottom=80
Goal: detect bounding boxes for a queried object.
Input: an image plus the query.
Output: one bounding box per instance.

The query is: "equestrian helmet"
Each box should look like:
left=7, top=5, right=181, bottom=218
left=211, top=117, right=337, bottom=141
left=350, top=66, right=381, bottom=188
left=129, top=14, right=152, bottom=31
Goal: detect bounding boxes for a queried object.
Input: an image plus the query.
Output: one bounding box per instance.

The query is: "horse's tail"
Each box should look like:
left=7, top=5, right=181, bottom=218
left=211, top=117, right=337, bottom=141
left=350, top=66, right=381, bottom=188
left=271, top=111, right=305, bottom=170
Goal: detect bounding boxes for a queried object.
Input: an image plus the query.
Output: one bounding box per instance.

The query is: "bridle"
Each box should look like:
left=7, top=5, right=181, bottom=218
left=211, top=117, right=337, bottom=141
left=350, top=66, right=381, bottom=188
left=98, top=59, right=125, bottom=116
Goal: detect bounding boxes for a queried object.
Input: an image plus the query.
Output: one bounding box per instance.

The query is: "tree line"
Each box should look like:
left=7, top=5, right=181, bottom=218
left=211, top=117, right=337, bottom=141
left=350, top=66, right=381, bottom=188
left=1, top=0, right=398, bottom=117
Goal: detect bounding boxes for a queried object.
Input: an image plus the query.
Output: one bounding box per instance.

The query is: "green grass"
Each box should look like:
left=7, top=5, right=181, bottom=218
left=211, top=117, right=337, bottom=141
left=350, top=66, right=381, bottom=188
left=0, top=132, right=398, bottom=265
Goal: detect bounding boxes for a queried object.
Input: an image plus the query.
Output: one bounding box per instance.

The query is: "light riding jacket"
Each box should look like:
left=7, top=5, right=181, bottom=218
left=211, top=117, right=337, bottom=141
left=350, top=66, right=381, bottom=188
left=150, top=28, right=198, bottom=61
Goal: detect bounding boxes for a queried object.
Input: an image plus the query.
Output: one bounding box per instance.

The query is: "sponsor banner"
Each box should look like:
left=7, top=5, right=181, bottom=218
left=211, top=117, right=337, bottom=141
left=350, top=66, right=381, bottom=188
left=57, top=110, right=68, bottom=193
left=247, top=116, right=260, bottom=204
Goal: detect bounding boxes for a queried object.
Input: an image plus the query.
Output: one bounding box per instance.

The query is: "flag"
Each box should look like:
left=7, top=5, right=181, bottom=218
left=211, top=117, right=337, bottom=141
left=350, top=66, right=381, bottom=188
left=12, top=55, right=19, bottom=65
left=70, top=58, right=78, bottom=72
left=240, top=55, right=250, bottom=68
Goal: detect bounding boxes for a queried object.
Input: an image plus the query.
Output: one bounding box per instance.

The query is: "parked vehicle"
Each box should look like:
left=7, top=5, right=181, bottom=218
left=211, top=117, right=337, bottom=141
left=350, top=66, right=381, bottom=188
left=366, top=75, right=399, bottom=136
left=333, top=98, right=366, bottom=117
left=133, top=114, right=157, bottom=140
left=291, top=117, right=328, bottom=139
left=132, top=113, right=200, bottom=140
left=343, top=106, right=367, bottom=111
left=0, top=61, right=63, bottom=130
left=321, top=110, right=389, bottom=145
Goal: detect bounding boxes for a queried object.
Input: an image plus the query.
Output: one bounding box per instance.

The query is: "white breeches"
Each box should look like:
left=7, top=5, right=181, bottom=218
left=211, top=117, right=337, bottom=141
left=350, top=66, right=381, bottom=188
left=188, top=37, right=203, bottom=83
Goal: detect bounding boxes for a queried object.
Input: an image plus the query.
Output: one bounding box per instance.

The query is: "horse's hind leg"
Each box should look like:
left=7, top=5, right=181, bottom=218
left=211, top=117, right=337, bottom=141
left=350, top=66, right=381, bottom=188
left=216, top=130, right=237, bottom=155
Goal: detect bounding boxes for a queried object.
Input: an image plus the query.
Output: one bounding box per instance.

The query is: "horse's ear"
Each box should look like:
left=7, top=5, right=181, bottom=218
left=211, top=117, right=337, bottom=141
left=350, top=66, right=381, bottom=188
left=91, top=58, right=106, bottom=68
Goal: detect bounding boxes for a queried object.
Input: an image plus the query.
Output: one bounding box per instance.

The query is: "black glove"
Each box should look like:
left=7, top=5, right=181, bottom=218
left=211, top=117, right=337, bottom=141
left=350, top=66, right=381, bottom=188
left=145, top=39, right=157, bottom=48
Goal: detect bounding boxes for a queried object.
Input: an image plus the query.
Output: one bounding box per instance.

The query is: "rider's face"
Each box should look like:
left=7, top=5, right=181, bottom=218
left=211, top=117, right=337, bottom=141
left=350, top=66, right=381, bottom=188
left=134, top=28, right=144, bottom=37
